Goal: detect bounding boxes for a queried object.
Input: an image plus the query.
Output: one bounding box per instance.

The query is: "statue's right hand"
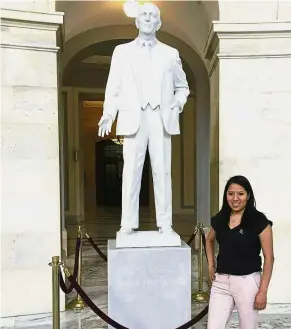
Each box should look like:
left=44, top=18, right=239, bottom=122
left=98, top=114, right=113, bottom=137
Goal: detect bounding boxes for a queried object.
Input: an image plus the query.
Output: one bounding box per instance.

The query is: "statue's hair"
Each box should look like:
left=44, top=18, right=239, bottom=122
left=137, top=3, right=161, bottom=20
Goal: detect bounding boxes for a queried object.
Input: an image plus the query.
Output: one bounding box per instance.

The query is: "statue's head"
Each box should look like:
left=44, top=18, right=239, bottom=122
left=135, top=3, right=161, bottom=37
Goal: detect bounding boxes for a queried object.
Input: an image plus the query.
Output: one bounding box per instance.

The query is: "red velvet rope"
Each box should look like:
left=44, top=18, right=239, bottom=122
left=65, top=273, right=129, bottom=329
left=59, top=236, right=81, bottom=294
left=186, top=229, right=198, bottom=245
left=85, top=234, right=108, bottom=262
left=61, top=270, right=209, bottom=329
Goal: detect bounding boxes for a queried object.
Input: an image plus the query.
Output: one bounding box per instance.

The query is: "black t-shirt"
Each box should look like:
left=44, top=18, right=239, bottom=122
left=211, top=210, right=273, bottom=275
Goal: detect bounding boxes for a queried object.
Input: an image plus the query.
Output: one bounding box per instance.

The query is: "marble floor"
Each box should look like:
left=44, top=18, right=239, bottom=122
left=2, top=307, right=291, bottom=329
left=1, top=246, right=291, bottom=329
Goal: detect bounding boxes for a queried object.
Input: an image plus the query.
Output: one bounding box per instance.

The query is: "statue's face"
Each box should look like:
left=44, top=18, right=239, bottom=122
left=136, top=4, right=161, bottom=36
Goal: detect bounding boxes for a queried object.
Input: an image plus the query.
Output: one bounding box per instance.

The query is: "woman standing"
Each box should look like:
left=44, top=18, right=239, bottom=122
left=206, top=175, right=274, bottom=329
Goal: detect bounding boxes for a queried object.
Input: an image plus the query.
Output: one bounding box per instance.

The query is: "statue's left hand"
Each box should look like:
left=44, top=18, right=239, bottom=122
left=171, top=100, right=182, bottom=113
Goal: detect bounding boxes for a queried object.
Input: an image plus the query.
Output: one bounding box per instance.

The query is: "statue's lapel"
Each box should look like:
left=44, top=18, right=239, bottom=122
left=151, top=42, right=164, bottom=84
left=130, top=44, right=141, bottom=94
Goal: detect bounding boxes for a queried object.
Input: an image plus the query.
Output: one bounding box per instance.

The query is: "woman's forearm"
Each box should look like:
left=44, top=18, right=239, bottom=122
left=259, top=256, right=274, bottom=292
left=206, top=239, right=216, bottom=268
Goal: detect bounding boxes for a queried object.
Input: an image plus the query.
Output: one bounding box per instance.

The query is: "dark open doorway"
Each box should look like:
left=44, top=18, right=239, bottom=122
left=95, top=140, right=150, bottom=207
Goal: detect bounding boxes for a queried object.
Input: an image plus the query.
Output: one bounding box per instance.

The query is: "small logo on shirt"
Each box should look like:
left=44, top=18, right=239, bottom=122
left=239, top=229, right=244, bottom=234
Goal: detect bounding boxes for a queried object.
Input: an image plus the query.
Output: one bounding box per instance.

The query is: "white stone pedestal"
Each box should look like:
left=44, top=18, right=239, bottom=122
left=116, top=230, right=181, bottom=248
left=108, top=240, right=191, bottom=329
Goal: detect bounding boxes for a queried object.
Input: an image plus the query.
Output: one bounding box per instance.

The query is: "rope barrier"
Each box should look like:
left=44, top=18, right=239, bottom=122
left=64, top=269, right=129, bottom=329
left=52, top=223, right=210, bottom=329
left=59, top=236, right=81, bottom=294
left=60, top=266, right=209, bottom=329
left=176, top=305, right=209, bottom=329
left=186, top=227, right=198, bottom=245
left=84, top=226, right=198, bottom=263
left=85, top=232, right=108, bottom=262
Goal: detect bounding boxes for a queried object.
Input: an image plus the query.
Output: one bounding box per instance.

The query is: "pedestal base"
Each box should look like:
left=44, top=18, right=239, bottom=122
left=116, top=230, right=181, bottom=248
left=108, top=239, right=191, bottom=329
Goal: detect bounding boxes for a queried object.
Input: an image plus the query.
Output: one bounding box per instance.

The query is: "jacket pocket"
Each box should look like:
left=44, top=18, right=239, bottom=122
left=170, top=101, right=177, bottom=110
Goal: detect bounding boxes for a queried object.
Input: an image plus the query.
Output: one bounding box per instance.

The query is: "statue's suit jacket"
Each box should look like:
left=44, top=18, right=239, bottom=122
left=103, top=40, right=189, bottom=136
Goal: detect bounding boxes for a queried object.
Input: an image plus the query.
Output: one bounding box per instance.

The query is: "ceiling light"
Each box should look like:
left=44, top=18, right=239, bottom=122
left=123, top=0, right=139, bottom=18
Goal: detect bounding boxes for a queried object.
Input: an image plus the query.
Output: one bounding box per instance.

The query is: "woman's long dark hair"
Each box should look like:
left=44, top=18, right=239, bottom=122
left=217, top=175, right=258, bottom=227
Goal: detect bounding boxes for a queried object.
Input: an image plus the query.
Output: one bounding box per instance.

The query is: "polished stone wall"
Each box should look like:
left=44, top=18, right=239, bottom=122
left=1, top=7, right=64, bottom=316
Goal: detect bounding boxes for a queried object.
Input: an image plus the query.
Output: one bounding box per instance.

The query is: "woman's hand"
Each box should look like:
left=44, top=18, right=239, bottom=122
left=254, top=290, right=267, bottom=310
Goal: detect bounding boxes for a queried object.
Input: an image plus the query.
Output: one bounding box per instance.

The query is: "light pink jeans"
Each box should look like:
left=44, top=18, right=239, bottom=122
left=207, top=272, right=261, bottom=329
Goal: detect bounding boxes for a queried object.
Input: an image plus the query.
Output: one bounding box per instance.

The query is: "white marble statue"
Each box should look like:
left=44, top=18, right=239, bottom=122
left=98, top=3, right=189, bottom=235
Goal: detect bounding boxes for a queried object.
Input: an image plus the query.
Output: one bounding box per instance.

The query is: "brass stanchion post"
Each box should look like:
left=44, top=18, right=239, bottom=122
left=67, top=225, right=86, bottom=309
left=49, top=256, right=61, bottom=329
left=192, top=222, right=209, bottom=302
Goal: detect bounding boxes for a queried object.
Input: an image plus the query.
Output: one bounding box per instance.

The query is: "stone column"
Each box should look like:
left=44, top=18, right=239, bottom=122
left=1, top=6, right=63, bottom=316
left=208, top=21, right=291, bottom=304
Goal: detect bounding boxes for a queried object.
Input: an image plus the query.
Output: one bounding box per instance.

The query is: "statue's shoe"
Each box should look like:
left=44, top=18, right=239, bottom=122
left=119, top=227, right=134, bottom=235
left=159, top=226, right=174, bottom=234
